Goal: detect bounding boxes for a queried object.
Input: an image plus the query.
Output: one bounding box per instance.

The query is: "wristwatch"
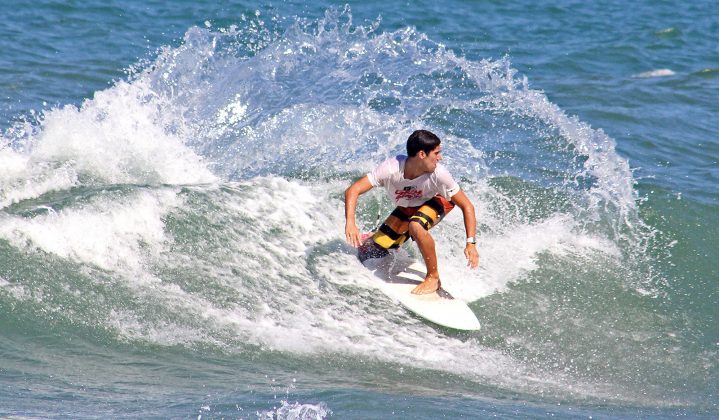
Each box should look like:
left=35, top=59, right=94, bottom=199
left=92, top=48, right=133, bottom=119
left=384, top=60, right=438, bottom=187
left=466, top=237, right=477, bottom=245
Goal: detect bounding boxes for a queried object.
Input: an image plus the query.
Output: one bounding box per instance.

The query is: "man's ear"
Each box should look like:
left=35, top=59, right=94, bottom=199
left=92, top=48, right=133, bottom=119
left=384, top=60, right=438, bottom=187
left=417, top=150, right=427, bottom=159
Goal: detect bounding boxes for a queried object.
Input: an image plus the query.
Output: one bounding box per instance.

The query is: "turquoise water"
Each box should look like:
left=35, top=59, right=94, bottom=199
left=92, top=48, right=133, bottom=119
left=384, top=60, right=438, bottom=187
left=1, top=1, right=717, bottom=418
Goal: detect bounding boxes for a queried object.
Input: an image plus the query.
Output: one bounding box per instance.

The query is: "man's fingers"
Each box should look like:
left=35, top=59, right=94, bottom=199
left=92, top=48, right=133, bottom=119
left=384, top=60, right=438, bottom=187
left=346, top=231, right=361, bottom=248
left=465, top=248, right=479, bottom=269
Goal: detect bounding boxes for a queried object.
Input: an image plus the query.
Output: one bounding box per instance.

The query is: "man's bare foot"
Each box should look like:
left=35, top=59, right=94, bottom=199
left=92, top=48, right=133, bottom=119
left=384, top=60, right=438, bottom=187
left=411, top=275, right=440, bottom=295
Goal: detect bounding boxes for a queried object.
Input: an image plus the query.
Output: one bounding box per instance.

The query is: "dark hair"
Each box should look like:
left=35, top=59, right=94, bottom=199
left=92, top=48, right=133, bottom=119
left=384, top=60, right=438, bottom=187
left=406, top=130, right=441, bottom=157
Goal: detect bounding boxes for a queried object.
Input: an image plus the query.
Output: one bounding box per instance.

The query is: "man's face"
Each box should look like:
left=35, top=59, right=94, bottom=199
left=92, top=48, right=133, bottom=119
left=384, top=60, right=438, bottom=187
left=421, top=145, right=442, bottom=172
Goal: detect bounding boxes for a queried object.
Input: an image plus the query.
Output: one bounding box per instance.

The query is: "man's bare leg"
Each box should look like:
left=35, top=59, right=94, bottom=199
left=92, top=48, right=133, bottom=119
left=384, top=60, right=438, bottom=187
left=408, top=221, right=440, bottom=294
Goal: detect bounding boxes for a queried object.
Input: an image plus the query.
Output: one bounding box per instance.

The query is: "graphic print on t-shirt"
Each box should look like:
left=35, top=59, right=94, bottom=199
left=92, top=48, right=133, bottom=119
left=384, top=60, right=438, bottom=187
left=394, top=186, right=423, bottom=201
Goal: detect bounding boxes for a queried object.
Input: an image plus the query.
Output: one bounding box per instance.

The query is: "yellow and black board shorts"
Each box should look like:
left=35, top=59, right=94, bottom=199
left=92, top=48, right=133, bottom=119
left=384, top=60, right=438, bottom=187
left=371, top=195, right=455, bottom=250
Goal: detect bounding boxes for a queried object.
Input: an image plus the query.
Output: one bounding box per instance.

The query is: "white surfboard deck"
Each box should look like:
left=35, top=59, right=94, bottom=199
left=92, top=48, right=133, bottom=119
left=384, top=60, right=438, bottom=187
left=361, top=251, right=481, bottom=331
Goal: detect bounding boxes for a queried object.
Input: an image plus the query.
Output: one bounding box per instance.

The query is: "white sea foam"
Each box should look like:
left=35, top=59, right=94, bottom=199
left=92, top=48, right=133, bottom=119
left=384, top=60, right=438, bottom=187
left=56, top=179, right=516, bottom=388
left=634, top=69, right=676, bottom=78
left=256, top=401, right=332, bottom=420
left=91, top=178, right=614, bottom=399
left=210, top=103, right=408, bottom=179
left=0, top=148, right=79, bottom=209
left=0, top=78, right=216, bottom=209
left=439, top=210, right=619, bottom=302
left=0, top=189, right=178, bottom=273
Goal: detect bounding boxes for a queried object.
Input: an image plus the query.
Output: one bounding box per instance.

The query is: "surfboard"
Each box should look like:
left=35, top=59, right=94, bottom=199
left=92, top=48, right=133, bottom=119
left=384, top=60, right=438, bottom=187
left=360, top=246, right=481, bottom=331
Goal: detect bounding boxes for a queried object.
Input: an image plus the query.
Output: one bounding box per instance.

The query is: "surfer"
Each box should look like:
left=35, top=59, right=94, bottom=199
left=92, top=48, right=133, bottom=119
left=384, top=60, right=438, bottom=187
left=344, top=129, right=479, bottom=295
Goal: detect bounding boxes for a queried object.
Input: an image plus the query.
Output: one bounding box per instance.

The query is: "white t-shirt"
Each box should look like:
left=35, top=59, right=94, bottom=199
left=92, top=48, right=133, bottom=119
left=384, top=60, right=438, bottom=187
left=367, top=155, right=461, bottom=207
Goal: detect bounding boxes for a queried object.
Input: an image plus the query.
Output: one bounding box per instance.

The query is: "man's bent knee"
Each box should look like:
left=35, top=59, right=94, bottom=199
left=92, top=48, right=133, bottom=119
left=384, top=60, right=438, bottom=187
left=408, top=220, right=429, bottom=239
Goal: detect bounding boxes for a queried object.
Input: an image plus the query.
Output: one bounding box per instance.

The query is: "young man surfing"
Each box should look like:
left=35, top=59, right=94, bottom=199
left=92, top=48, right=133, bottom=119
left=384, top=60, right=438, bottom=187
left=344, top=130, right=479, bottom=295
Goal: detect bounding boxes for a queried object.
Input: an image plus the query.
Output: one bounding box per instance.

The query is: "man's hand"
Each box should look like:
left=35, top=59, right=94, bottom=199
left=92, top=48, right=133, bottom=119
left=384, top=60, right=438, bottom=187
left=464, top=244, right=479, bottom=269
left=450, top=191, right=480, bottom=269
left=344, top=176, right=374, bottom=248
left=345, top=222, right=362, bottom=248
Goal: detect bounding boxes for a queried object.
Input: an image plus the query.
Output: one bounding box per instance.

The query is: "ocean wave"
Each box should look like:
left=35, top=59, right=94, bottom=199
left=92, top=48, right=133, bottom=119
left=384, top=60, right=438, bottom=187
left=0, top=5, right=683, bottom=407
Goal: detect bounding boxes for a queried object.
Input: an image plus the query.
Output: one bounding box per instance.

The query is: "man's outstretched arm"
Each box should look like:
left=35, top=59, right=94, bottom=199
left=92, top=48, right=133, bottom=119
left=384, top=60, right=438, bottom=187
left=450, top=190, right=480, bottom=268
left=344, top=176, right=374, bottom=247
